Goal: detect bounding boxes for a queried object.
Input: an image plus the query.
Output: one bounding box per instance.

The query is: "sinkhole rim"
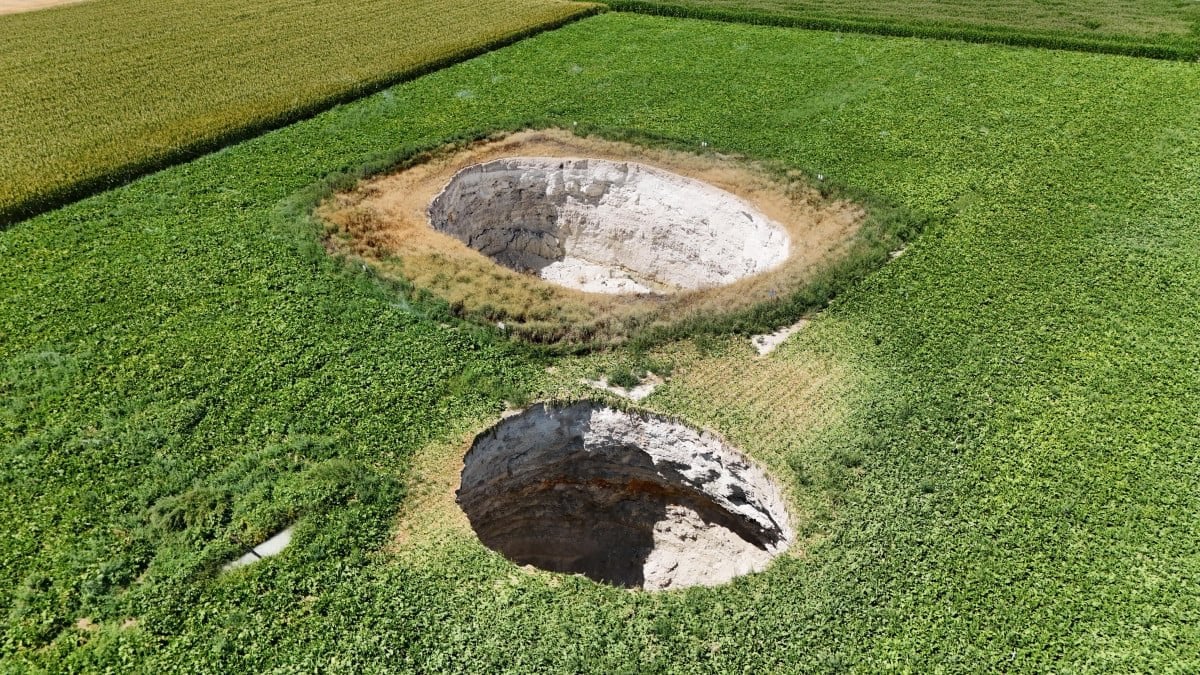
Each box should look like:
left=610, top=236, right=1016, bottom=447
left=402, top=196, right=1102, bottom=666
left=455, top=400, right=794, bottom=591
left=316, top=128, right=868, bottom=345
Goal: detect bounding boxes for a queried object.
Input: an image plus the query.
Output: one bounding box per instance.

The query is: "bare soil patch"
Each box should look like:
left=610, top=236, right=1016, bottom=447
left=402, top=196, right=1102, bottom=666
left=583, top=372, right=663, bottom=400
left=0, top=0, right=88, bottom=15
left=752, top=318, right=811, bottom=355
left=319, top=129, right=864, bottom=344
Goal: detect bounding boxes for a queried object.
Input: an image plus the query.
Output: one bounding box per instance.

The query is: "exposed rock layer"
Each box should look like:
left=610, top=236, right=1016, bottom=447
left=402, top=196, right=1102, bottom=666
left=429, top=158, right=790, bottom=294
left=457, top=402, right=792, bottom=590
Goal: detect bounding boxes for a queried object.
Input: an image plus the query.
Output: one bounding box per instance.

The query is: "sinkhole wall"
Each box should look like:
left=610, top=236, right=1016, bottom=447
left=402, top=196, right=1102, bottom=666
left=456, top=402, right=793, bottom=590
left=428, top=157, right=790, bottom=295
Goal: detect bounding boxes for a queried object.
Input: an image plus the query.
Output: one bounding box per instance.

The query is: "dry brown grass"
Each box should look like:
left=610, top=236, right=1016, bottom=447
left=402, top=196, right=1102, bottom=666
left=318, top=129, right=865, bottom=345
left=387, top=432, right=476, bottom=559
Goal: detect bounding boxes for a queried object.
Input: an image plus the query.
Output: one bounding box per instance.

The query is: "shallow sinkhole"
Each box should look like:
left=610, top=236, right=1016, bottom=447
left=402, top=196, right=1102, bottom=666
left=429, top=157, right=790, bottom=295
left=456, top=402, right=793, bottom=590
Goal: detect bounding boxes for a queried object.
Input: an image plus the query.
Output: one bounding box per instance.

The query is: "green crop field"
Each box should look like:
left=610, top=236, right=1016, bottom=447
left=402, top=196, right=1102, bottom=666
left=657, top=0, right=1200, bottom=37
left=611, top=0, right=1200, bottom=58
left=3, top=5, right=1200, bottom=673
left=0, top=0, right=595, bottom=225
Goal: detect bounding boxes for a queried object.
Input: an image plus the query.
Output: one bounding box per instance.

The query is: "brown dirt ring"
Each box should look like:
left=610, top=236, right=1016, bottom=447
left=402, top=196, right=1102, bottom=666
left=319, top=129, right=865, bottom=344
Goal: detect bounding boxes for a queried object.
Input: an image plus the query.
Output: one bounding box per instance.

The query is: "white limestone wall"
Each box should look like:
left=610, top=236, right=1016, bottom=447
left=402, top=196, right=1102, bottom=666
left=429, top=158, right=790, bottom=294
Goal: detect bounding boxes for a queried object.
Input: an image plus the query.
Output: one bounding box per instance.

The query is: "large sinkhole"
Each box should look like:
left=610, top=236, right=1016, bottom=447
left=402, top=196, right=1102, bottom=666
left=456, top=402, right=793, bottom=590
left=429, top=157, right=790, bottom=295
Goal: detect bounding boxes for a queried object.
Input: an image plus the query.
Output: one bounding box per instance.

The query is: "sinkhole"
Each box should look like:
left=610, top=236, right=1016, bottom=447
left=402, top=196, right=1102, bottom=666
left=456, top=402, right=793, bottom=590
left=429, top=157, right=790, bottom=295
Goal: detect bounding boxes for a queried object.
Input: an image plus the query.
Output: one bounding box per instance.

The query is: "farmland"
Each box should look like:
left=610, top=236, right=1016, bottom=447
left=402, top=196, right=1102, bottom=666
left=0, top=0, right=595, bottom=224
left=3, top=4, right=1200, bottom=673
left=613, top=0, right=1200, bottom=58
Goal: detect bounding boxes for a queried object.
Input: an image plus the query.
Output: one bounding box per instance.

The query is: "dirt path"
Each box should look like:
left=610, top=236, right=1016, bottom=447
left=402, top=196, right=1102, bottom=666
left=0, top=0, right=90, bottom=16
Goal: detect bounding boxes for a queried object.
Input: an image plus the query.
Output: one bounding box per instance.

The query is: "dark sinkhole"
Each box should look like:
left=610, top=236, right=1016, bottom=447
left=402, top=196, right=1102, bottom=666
left=456, top=401, right=792, bottom=590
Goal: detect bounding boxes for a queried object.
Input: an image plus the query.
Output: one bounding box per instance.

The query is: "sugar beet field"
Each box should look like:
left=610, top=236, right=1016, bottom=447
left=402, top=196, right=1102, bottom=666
left=3, top=3, right=1200, bottom=672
